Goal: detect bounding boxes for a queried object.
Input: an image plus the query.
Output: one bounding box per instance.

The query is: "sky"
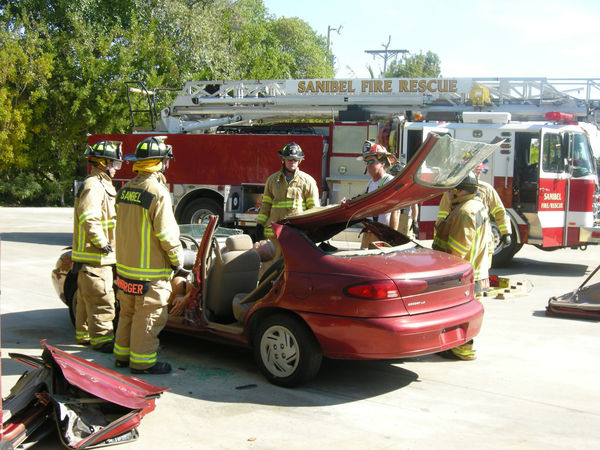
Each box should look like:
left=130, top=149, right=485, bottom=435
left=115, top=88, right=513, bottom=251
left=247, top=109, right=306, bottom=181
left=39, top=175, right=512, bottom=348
left=263, top=0, right=600, bottom=80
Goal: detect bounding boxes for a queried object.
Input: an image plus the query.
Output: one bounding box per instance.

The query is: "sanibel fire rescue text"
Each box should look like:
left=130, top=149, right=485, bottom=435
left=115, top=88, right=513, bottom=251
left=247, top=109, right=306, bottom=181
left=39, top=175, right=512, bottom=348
left=293, top=78, right=460, bottom=94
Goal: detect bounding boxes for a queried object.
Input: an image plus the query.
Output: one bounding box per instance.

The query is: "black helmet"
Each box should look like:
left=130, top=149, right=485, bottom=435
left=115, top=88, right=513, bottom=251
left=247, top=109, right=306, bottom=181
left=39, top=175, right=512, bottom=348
left=125, top=136, right=173, bottom=161
left=456, top=172, right=478, bottom=193
left=279, top=142, right=304, bottom=161
left=84, top=141, right=123, bottom=161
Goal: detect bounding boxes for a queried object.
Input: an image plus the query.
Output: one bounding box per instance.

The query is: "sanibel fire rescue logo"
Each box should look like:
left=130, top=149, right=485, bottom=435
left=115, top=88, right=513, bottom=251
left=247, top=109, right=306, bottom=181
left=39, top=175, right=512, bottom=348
left=541, top=192, right=564, bottom=209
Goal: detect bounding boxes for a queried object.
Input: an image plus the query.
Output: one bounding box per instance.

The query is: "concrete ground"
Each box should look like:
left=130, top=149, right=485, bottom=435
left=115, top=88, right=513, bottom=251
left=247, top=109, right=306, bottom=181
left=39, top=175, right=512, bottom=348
left=1, top=207, right=599, bottom=449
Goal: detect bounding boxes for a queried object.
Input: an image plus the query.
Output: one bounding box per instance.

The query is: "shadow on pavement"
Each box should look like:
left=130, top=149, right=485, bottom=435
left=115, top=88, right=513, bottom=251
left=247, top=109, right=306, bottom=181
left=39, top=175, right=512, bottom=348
left=0, top=232, right=72, bottom=246
left=492, top=256, right=590, bottom=278
left=2, top=310, right=420, bottom=407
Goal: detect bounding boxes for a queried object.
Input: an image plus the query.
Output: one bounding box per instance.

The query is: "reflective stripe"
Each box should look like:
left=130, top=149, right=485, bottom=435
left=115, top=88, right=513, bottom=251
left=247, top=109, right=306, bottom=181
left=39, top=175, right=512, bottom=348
left=116, top=263, right=173, bottom=280
left=130, top=350, right=157, bottom=365
left=141, top=210, right=150, bottom=269
left=257, top=213, right=268, bottom=224
left=91, top=335, right=114, bottom=345
left=264, top=227, right=275, bottom=238
left=76, top=331, right=90, bottom=341
left=113, top=343, right=130, bottom=357
left=72, top=251, right=103, bottom=264
left=449, top=236, right=469, bottom=256
left=437, top=209, right=449, bottom=220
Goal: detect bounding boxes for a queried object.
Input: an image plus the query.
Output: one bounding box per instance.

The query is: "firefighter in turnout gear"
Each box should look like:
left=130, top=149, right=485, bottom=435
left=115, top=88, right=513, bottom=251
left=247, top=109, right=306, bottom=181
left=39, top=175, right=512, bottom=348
left=114, top=136, right=183, bottom=375
left=256, top=142, right=320, bottom=241
left=433, top=172, right=490, bottom=361
left=436, top=162, right=512, bottom=256
left=72, top=140, right=123, bottom=352
left=358, top=141, right=400, bottom=248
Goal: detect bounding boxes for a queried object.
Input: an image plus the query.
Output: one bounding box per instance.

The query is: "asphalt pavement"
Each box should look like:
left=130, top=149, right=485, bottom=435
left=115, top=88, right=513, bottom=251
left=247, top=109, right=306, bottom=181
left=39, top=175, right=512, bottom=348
left=1, top=207, right=599, bottom=449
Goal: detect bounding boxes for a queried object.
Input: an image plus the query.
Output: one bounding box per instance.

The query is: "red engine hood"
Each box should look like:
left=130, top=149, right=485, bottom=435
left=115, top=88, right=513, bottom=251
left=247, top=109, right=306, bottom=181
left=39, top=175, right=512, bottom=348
left=279, top=134, right=501, bottom=242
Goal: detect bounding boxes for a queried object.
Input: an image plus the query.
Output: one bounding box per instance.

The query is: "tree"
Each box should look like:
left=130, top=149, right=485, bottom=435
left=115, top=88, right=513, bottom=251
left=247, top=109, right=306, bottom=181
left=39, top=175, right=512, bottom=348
left=0, top=0, right=334, bottom=205
left=384, top=51, right=441, bottom=78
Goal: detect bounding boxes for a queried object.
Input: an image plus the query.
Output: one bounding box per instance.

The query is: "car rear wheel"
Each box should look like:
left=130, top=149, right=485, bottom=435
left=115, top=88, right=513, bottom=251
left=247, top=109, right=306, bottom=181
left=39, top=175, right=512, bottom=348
left=254, top=314, right=322, bottom=387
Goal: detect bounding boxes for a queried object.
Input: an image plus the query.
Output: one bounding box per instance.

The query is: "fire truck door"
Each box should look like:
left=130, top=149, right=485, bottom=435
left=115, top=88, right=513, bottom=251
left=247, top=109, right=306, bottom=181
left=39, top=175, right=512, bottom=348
left=565, top=132, right=597, bottom=245
left=538, top=129, right=569, bottom=247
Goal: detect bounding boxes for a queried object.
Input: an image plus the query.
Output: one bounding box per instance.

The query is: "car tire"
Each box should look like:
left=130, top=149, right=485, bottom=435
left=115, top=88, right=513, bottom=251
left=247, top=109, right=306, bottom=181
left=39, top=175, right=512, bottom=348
left=180, top=198, right=223, bottom=224
left=253, top=314, right=322, bottom=388
left=68, top=289, right=78, bottom=327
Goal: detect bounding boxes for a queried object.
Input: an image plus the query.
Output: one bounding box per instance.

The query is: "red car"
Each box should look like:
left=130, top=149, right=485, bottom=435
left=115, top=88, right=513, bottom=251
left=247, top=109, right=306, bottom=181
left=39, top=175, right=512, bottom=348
left=53, top=134, right=499, bottom=387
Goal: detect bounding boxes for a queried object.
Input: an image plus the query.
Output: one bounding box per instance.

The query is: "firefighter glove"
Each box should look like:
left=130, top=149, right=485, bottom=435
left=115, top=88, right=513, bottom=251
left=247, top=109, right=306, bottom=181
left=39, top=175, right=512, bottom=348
left=256, top=224, right=265, bottom=241
left=501, top=234, right=512, bottom=247
left=101, top=243, right=113, bottom=254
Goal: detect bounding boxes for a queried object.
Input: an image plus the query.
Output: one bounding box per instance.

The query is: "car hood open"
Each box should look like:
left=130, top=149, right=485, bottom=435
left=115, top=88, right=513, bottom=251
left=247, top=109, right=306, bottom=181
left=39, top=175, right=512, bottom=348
left=279, top=134, right=502, bottom=242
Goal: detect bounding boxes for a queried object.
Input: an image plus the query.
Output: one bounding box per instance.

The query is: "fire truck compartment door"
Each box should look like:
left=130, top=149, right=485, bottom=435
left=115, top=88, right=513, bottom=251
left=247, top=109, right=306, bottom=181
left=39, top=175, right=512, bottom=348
left=538, top=128, right=569, bottom=247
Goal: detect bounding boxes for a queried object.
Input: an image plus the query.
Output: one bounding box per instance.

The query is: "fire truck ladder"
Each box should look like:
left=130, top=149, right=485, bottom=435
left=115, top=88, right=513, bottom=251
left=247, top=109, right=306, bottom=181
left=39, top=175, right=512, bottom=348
left=128, top=78, right=600, bottom=133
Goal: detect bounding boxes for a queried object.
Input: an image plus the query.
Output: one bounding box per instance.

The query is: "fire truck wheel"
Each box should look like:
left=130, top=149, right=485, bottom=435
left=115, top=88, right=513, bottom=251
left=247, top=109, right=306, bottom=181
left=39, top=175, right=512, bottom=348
left=181, top=198, right=223, bottom=225
left=491, top=225, right=520, bottom=268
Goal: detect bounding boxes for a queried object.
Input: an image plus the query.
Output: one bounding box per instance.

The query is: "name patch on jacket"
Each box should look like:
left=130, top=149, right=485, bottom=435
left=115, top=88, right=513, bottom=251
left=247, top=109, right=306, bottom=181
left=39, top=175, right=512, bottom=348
left=117, top=188, right=155, bottom=209
left=116, top=275, right=150, bottom=295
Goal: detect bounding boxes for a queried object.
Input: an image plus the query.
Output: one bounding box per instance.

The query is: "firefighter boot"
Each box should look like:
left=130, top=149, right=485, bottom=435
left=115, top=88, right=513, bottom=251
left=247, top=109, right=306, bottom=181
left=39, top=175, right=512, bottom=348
left=439, top=340, right=476, bottom=361
left=93, top=341, right=114, bottom=354
left=131, top=361, right=172, bottom=375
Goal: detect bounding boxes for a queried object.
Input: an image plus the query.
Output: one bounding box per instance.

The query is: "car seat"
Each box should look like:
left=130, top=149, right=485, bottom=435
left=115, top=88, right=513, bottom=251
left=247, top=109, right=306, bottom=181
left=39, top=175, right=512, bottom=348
left=205, top=234, right=260, bottom=322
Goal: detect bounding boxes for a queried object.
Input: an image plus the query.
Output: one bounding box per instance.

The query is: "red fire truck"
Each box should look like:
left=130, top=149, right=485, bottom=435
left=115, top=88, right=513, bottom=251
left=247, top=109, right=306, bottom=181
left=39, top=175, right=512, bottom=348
left=89, top=77, right=600, bottom=265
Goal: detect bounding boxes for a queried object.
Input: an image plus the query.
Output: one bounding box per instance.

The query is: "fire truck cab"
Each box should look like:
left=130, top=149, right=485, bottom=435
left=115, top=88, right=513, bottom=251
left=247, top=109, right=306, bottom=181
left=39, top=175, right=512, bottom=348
left=405, top=112, right=600, bottom=265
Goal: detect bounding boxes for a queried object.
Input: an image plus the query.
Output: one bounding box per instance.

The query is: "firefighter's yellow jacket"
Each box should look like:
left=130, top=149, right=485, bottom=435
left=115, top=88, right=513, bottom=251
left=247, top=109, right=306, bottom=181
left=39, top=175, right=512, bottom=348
left=433, top=193, right=491, bottom=281
left=72, top=166, right=117, bottom=266
left=115, top=172, right=183, bottom=281
left=436, top=180, right=511, bottom=235
left=257, top=168, right=319, bottom=238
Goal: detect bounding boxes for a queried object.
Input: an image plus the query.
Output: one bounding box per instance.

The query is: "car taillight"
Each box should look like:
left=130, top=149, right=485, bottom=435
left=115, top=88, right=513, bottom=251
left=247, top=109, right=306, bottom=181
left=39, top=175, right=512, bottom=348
left=461, top=267, right=474, bottom=284
left=344, top=280, right=399, bottom=300
left=393, top=279, right=428, bottom=296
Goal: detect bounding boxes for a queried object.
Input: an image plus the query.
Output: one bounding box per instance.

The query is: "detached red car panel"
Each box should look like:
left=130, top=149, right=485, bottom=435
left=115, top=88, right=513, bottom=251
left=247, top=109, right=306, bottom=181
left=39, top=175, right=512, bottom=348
left=53, top=134, right=500, bottom=387
left=1, top=342, right=166, bottom=449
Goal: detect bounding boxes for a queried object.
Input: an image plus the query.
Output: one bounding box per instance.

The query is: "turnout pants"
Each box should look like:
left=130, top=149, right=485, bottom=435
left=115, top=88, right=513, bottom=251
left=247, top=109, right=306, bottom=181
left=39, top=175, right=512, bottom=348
left=75, top=265, right=115, bottom=348
left=114, top=279, right=171, bottom=370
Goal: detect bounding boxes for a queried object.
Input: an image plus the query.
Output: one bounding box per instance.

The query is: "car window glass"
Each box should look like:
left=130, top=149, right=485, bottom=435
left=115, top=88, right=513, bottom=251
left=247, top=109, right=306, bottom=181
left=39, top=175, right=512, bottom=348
left=415, top=135, right=498, bottom=188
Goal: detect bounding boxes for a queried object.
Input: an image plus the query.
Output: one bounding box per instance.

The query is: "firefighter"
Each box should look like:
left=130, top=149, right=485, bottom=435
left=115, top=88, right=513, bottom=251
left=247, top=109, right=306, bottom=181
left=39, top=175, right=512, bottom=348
left=72, top=140, right=122, bottom=352
left=436, top=162, right=511, bottom=252
left=256, top=142, right=320, bottom=242
left=433, top=172, right=490, bottom=360
left=358, top=141, right=400, bottom=248
left=113, top=136, right=184, bottom=375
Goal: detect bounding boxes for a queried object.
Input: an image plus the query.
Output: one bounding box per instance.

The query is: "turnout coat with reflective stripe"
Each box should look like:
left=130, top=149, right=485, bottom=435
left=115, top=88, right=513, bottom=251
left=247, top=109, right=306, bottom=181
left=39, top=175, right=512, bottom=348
left=257, top=168, right=319, bottom=237
left=115, top=172, right=183, bottom=281
left=72, top=167, right=117, bottom=266
left=433, top=194, right=491, bottom=282
left=437, top=180, right=511, bottom=235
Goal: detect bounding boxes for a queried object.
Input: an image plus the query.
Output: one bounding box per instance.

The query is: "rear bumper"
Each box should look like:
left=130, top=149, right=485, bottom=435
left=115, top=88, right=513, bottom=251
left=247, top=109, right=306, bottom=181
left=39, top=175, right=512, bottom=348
left=299, top=299, right=484, bottom=359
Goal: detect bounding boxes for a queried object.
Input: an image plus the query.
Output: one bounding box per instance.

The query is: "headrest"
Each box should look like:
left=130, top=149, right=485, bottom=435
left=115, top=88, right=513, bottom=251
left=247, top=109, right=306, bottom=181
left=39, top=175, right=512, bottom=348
left=225, top=234, right=254, bottom=251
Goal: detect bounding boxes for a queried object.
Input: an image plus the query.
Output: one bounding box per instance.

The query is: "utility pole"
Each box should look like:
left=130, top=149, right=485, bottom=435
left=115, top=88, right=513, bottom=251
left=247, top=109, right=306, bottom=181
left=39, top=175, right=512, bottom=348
left=327, top=25, right=342, bottom=66
left=364, top=35, right=408, bottom=74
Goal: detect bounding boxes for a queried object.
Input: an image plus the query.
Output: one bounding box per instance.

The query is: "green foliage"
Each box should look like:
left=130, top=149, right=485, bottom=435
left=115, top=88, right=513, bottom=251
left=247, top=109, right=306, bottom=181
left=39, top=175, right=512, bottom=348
left=0, top=0, right=334, bottom=205
left=384, top=51, right=441, bottom=78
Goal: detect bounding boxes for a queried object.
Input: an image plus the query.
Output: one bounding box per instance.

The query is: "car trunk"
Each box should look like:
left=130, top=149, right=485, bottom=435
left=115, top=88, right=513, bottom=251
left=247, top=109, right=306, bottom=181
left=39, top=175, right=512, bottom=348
left=339, top=248, right=474, bottom=315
